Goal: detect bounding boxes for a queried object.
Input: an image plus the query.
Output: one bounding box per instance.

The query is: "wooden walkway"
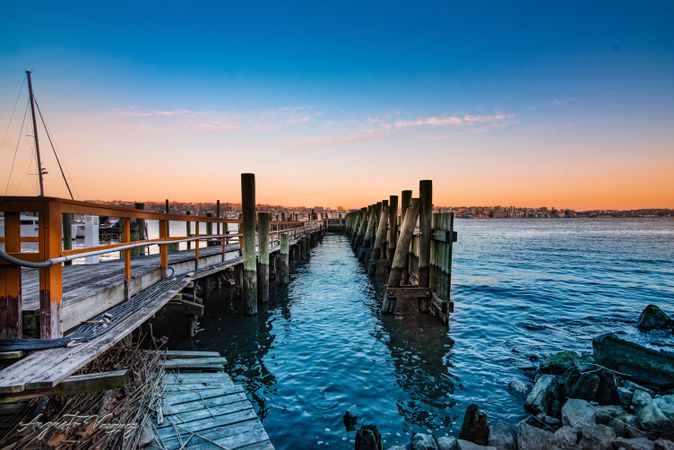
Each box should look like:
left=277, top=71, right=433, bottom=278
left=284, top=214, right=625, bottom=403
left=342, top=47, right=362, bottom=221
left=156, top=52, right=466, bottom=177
left=151, top=351, right=273, bottom=450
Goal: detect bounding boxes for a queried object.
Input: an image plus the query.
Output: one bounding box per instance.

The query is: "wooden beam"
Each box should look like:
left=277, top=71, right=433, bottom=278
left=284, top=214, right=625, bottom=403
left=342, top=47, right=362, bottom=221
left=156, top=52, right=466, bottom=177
left=38, top=199, right=62, bottom=338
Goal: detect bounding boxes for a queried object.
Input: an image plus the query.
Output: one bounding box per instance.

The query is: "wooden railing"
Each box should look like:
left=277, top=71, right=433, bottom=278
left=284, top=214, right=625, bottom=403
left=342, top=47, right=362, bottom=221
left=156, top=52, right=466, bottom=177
left=0, top=196, right=310, bottom=339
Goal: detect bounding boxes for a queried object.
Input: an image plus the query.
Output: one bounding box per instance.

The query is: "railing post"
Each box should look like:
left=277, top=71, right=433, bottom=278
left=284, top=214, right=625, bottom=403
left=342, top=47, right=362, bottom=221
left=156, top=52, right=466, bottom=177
left=418, top=180, right=433, bottom=288
left=0, top=212, right=22, bottom=338
left=186, top=210, right=192, bottom=250
left=39, top=200, right=63, bottom=338
left=159, top=219, right=168, bottom=279
left=241, top=173, right=258, bottom=315
left=122, top=217, right=131, bottom=299
left=194, top=220, right=200, bottom=270
left=257, top=212, right=271, bottom=304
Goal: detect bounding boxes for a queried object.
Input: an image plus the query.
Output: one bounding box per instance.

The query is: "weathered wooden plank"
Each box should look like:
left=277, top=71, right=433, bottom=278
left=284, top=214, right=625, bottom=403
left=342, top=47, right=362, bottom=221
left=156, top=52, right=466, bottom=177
left=163, top=386, right=243, bottom=406
left=147, top=350, right=221, bottom=359
left=163, top=372, right=233, bottom=386
left=155, top=408, right=258, bottom=440
left=187, top=426, right=271, bottom=450
left=160, top=399, right=252, bottom=427
left=152, top=418, right=264, bottom=450
left=164, top=391, right=248, bottom=416
left=161, top=356, right=226, bottom=370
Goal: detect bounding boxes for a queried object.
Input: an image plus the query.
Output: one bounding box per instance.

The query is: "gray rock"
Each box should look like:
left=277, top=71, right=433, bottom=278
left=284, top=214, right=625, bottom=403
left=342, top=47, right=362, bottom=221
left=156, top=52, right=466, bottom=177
left=456, top=439, right=496, bottom=450
left=459, top=404, right=489, bottom=446
left=525, top=375, right=558, bottom=415
left=541, top=350, right=581, bottom=375
left=594, top=405, right=626, bottom=424
left=619, top=387, right=635, bottom=406
left=593, top=333, right=674, bottom=389
left=488, top=421, right=516, bottom=450
left=655, top=439, right=674, bottom=450
left=344, top=404, right=361, bottom=431
left=566, top=372, right=600, bottom=401
left=537, top=414, right=561, bottom=427
left=608, top=413, right=646, bottom=439
left=356, top=425, right=384, bottom=450
left=562, top=399, right=597, bottom=428
left=411, top=433, right=438, bottom=450
left=507, top=378, right=531, bottom=400
left=553, top=426, right=579, bottom=449
left=637, top=394, right=674, bottom=439
left=632, top=390, right=653, bottom=411
left=437, top=436, right=458, bottom=450
left=614, top=437, right=656, bottom=450
left=578, top=425, right=615, bottom=450
left=517, top=422, right=557, bottom=450
left=637, top=304, right=671, bottom=331
left=387, top=447, right=407, bottom=450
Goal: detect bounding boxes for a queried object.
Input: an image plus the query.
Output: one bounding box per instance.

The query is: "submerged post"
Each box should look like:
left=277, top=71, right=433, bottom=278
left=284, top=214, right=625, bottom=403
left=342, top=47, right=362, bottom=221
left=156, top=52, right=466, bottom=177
left=257, top=212, right=271, bottom=304
left=279, top=233, right=290, bottom=284
left=418, top=180, right=433, bottom=287
left=241, top=173, right=258, bottom=315
left=382, top=198, right=421, bottom=313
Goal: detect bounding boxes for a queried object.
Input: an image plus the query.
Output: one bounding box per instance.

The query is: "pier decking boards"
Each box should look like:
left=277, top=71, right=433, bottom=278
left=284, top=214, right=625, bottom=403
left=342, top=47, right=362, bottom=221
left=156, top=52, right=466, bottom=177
left=0, top=237, right=303, bottom=394
left=151, top=351, right=274, bottom=450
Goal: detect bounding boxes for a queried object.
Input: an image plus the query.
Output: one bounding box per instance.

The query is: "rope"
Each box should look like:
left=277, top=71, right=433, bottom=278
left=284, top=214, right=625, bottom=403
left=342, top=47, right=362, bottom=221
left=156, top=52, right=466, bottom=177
left=4, top=99, right=29, bottom=195
left=34, top=99, right=75, bottom=200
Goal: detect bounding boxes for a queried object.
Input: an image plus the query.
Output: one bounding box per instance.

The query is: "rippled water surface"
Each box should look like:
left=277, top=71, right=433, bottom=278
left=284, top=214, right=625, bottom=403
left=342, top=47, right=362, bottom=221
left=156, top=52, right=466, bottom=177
left=177, top=219, right=674, bottom=450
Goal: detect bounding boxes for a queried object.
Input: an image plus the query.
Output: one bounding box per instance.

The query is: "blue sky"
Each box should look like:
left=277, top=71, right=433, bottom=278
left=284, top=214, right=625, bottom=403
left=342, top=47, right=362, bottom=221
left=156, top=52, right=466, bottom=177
left=1, top=1, right=673, bottom=208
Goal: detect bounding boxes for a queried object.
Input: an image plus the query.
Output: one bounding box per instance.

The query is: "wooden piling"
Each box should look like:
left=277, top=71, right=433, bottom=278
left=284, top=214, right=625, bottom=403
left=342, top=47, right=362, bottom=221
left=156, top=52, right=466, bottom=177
left=185, top=210, right=192, bottom=250
left=279, top=233, right=290, bottom=284
left=418, top=180, right=432, bottom=288
left=381, top=198, right=421, bottom=313
left=359, top=203, right=379, bottom=261
left=371, top=201, right=388, bottom=262
left=387, top=195, right=398, bottom=260
left=131, top=202, right=145, bottom=257
left=257, top=212, right=271, bottom=304
left=62, top=213, right=73, bottom=266
left=241, top=173, right=258, bottom=315
left=400, top=190, right=412, bottom=284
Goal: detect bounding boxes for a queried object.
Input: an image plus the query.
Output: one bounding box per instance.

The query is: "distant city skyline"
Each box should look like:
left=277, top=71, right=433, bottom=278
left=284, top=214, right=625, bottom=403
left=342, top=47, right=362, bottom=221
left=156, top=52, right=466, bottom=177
left=1, top=1, right=673, bottom=209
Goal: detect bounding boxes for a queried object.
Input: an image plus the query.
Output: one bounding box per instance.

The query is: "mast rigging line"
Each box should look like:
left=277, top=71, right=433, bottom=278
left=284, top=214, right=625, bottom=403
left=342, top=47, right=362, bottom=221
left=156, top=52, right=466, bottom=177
left=4, top=100, right=30, bottom=196
left=34, top=99, right=75, bottom=200
left=0, top=78, right=25, bottom=155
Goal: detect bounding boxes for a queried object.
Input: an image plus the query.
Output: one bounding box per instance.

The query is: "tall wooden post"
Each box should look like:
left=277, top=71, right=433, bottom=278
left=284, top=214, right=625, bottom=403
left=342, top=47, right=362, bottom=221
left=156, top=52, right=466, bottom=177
left=400, top=190, right=412, bottom=284
left=382, top=198, right=421, bottom=313
left=0, top=212, right=22, bottom=338
left=359, top=203, right=379, bottom=260
left=241, top=173, right=258, bottom=315
left=387, top=195, right=398, bottom=260
left=418, top=180, right=433, bottom=288
left=38, top=200, right=62, bottom=338
left=186, top=210, right=192, bottom=250
left=159, top=219, right=168, bottom=278
left=216, top=200, right=221, bottom=235
left=371, top=201, right=388, bottom=262
left=279, top=233, right=290, bottom=285
left=257, top=212, right=271, bottom=304
left=132, top=202, right=145, bottom=257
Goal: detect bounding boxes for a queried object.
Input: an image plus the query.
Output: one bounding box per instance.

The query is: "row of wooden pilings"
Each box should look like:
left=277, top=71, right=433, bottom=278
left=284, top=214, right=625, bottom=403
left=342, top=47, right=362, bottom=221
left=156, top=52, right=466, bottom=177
left=240, top=174, right=324, bottom=316
left=345, top=179, right=456, bottom=324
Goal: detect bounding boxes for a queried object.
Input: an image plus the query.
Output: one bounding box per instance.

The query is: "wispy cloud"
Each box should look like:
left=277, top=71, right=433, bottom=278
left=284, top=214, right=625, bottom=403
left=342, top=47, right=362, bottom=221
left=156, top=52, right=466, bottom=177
left=394, top=113, right=511, bottom=128
left=548, top=97, right=574, bottom=107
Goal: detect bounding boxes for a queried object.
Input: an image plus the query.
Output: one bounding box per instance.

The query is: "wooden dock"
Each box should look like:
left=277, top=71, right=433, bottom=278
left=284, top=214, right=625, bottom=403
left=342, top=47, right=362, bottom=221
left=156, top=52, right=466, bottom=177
left=151, top=351, right=274, bottom=450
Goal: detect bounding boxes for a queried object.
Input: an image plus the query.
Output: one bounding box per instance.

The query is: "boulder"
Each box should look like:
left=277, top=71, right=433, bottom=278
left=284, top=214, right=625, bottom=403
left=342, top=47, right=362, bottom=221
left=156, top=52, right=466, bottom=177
left=507, top=378, right=531, bottom=400
left=637, top=305, right=671, bottom=331
left=458, top=404, right=489, bottom=445
left=637, top=394, right=674, bottom=439
left=593, top=333, right=674, bottom=389
left=614, top=437, right=656, bottom=450
left=456, top=439, right=496, bottom=450
left=516, top=422, right=557, bottom=450
left=562, top=399, right=597, bottom=428
left=387, top=447, right=407, bottom=450
left=566, top=372, right=601, bottom=401
left=578, top=424, right=615, bottom=450
left=537, top=414, right=561, bottom=427
left=596, top=369, right=621, bottom=405
left=436, top=436, right=458, bottom=450
left=411, top=433, right=438, bottom=450
left=525, top=375, right=558, bottom=415
left=619, top=387, right=635, bottom=406
left=343, top=404, right=361, bottom=431
left=608, top=413, right=645, bottom=439
left=553, top=426, right=579, bottom=449
left=632, top=390, right=653, bottom=411
left=355, top=425, right=384, bottom=450
left=655, top=439, right=674, bottom=450
left=541, top=350, right=581, bottom=375
left=488, top=421, right=516, bottom=450
left=594, top=405, right=625, bottom=424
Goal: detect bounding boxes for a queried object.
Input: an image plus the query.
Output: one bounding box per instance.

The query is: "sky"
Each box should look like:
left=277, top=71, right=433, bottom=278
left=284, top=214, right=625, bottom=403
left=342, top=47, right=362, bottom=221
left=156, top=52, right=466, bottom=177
left=1, top=1, right=673, bottom=209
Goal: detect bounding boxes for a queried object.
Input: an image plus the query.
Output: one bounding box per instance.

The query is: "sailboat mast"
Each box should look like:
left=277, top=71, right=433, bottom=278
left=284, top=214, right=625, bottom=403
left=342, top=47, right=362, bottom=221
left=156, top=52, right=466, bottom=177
left=25, top=70, right=45, bottom=197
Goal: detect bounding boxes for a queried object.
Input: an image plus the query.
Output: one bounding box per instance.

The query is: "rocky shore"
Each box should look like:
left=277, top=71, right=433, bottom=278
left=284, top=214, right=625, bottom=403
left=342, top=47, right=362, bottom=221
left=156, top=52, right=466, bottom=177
left=353, top=304, right=674, bottom=450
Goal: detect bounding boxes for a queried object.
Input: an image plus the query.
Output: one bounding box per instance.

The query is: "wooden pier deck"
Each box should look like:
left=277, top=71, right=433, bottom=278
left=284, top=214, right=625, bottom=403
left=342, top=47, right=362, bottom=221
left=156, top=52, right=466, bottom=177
left=152, top=351, right=274, bottom=450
